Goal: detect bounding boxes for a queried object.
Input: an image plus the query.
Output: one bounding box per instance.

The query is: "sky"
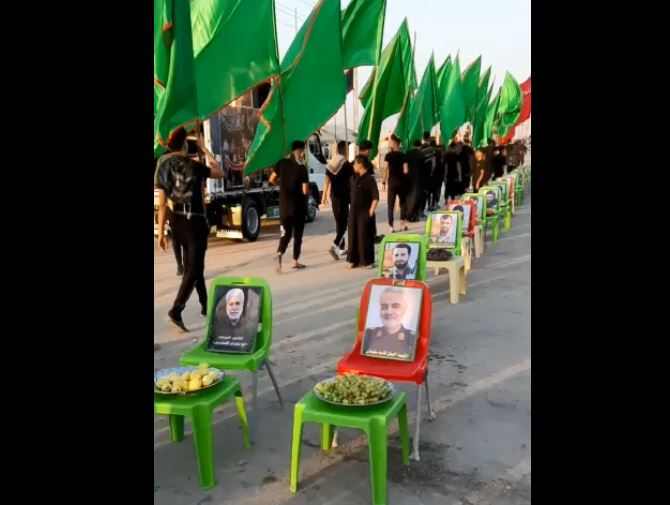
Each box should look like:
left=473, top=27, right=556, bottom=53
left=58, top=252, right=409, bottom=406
left=274, top=0, right=531, bottom=137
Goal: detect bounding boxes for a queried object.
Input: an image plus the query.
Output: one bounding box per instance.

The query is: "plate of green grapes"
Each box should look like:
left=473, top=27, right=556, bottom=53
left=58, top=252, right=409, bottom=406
left=313, top=374, right=395, bottom=407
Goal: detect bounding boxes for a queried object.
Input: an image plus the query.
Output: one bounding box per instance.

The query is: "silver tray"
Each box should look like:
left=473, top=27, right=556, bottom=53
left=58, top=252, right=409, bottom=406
left=154, top=366, right=224, bottom=396
left=313, top=376, right=395, bottom=407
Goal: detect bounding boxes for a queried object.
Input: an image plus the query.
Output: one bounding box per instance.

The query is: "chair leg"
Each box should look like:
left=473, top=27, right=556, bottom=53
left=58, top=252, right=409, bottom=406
left=264, top=359, right=284, bottom=408
left=397, top=403, right=411, bottom=466
left=424, top=373, right=436, bottom=420
left=251, top=370, right=258, bottom=440
left=234, top=389, right=252, bottom=448
left=191, top=407, right=216, bottom=490
left=449, top=266, right=459, bottom=304
left=289, top=406, right=305, bottom=494
left=411, top=385, right=422, bottom=461
left=459, top=266, right=467, bottom=296
left=321, top=423, right=335, bottom=451
left=367, top=421, right=389, bottom=505
left=168, top=414, right=185, bottom=443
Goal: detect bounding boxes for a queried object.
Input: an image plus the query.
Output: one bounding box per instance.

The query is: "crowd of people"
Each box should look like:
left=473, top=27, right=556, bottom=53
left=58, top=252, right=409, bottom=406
left=153, top=125, right=527, bottom=336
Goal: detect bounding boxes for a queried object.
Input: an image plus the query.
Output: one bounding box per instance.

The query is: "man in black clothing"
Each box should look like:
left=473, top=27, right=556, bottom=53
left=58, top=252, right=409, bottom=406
left=358, top=140, right=375, bottom=175
left=491, top=147, right=507, bottom=180
left=459, top=138, right=475, bottom=193
left=323, top=140, right=354, bottom=259
left=430, top=140, right=445, bottom=210
left=418, top=131, right=435, bottom=217
left=270, top=140, right=309, bottom=272
left=405, top=140, right=425, bottom=222
left=155, top=127, right=224, bottom=332
left=382, top=134, right=409, bottom=233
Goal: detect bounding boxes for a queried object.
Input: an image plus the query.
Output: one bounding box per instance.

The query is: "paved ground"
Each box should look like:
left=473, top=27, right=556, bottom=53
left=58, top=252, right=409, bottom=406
left=154, top=171, right=531, bottom=505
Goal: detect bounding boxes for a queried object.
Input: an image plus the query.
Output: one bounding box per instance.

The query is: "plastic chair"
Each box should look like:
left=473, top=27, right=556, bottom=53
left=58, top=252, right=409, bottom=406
left=180, top=277, right=283, bottom=437
left=500, top=176, right=517, bottom=217
left=337, top=278, right=435, bottom=460
left=479, top=186, right=504, bottom=243
left=446, top=201, right=477, bottom=272
left=425, top=211, right=468, bottom=303
left=377, top=233, right=427, bottom=281
left=154, top=376, right=251, bottom=489
left=290, top=391, right=410, bottom=505
left=489, top=181, right=512, bottom=231
left=462, top=193, right=486, bottom=258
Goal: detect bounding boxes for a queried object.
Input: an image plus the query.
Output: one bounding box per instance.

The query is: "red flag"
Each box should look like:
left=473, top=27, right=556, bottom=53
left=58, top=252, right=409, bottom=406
left=500, top=77, right=531, bottom=144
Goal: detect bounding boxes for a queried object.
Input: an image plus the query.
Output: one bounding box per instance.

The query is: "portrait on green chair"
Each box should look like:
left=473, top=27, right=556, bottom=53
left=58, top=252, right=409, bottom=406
left=206, top=286, right=262, bottom=354
left=361, top=285, right=422, bottom=362
left=448, top=203, right=471, bottom=233
left=429, top=212, right=458, bottom=248
left=484, top=189, right=499, bottom=212
left=381, top=242, right=419, bottom=280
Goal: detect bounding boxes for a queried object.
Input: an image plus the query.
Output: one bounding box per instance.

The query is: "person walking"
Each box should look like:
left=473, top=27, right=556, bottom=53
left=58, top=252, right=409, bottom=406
left=347, top=155, right=379, bottom=269
left=322, top=140, right=354, bottom=259
left=155, top=127, right=224, bottom=332
left=381, top=134, right=409, bottom=234
left=444, top=141, right=463, bottom=202
left=270, top=140, right=310, bottom=273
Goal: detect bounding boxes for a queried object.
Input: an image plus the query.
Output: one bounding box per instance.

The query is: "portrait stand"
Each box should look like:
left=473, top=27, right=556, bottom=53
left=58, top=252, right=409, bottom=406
left=377, top=233, right=428, bottom=282
left=424, top=212, right=468, bottom=304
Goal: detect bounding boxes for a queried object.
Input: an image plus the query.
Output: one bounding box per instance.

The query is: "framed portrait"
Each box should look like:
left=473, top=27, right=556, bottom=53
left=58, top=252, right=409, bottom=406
left=448, top=202, right=472, bottom=233
left=381, top=241, right=420, bottom=280
left=206, top=286, right=262, bottom=354
left=428, top=211, right=460, bottom=249
left=361, top=284, right=422, bottom=362
left=481, top=187, right=500, bottom=212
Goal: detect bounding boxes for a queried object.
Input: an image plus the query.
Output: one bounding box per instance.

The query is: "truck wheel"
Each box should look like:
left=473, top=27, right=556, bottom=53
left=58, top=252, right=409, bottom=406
left=305, top=194, right=317, bottom=223
left=242, top=200, right=261, bottom=242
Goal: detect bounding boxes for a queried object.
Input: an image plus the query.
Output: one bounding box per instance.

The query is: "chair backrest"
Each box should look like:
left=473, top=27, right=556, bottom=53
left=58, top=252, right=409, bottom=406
left=500, top=176, right=516, bottom=205
left=425, top=210, right=463, bottom=254
left=462, top=192, right=486, bottom=221
left=377, top=233, right=427, bottom=281
left=489, top=181, right=509, bottom=204
left=446, top=200, right=476, bottom=235
left=479, top=185, right=503, bottom=215
left=351, top=278, right=433, bottom=365
left=203, top=276, right=272, bottom=357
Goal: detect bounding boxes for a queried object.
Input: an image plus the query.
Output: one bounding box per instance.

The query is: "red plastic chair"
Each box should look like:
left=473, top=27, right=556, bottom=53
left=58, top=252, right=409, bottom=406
left=337, top=278, right=435, bottom=461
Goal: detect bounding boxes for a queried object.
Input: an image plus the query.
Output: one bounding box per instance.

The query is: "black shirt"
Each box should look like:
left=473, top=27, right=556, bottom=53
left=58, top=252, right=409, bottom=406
left=445, top=151, right=460, bottom=181
left=350, top=172, right=379, bottom=215
left=384, top=150, right=407, bottom=187
left=154, top=154, right=211, bottom=214
left=326, top=160, right=353, bottom=201
left=491, top=154, right=506, bottom=179
left=274, top=157, right=309, bottom=217
left=459, top=144, right=475, bottom=176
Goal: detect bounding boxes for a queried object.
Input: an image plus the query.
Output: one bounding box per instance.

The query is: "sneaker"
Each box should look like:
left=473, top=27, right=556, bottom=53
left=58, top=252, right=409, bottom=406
left=167, top=310, right=189, bottom=333
left=328, top=244, right=340, bottom=261
left=176, top=265, right=184, bottom=276
left=338, top=248, right=347, bottom=256
left=274, top=253, right=282, bottom=274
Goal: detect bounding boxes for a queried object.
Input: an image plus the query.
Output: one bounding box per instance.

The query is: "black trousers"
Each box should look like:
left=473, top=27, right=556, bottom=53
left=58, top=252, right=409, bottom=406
left=387, top=185, right=407, bottom=227
left=278, top=214, right=305, bottom=260
left=170, top=213, right=209, bottom=316
left=172, top=233, right=184, bottom=268
left=331, top=196, right=349, bottom=249
left=347, top=211, right=375, bottom=266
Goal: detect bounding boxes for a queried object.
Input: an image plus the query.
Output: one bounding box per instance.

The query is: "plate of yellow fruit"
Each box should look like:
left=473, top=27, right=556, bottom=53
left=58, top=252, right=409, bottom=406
left=154, top=363, right=224, bottom=395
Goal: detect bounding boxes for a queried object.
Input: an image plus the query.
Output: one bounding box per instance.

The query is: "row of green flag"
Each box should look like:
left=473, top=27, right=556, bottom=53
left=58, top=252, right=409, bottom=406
left=154, top=0, right=525, bottom=169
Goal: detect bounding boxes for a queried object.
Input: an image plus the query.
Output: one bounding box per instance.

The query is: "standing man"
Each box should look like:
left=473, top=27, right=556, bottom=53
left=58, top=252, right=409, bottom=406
left=419, top=132, right=436, bottom=217
left=347, top=155, right=379, bottom=269
left=270, top=140, right=309, bottom=273
left=382, top=134, right=409, bottom=234
left=444, top=141, right=463, bottom=202
left=459, top=137, right=475, bottom=193
left=405, top=140, right=424, bottom=222
left=430, top=141, right=445, bottom=210
left=155, top=127, right=224, bottom=332
left=357, top=140, right=375, bottom=174
left=322, top=140, right=354, bottom=259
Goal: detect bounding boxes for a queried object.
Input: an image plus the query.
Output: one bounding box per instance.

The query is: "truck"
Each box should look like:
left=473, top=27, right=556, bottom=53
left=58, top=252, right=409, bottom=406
left=154, top=85, right=329, bottom=242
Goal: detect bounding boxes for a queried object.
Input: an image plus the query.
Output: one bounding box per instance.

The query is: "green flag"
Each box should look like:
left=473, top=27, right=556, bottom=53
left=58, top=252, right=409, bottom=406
left=483, top=89, right=501, bottom=145
left=436, top=55, right=452, bottom=102
left=341, top=0, right=386, bottom=69
left=471, top=66, right=491, bottom=148
left=358, top=19, right=415, bottom=159
left=359, top=18, right=416, bottom=106
left=439, top=54, right=465, bottom=142
left=398, top=54, right=439, bottom=148
left=244, top=0, right=346, bottom=175
left=191, top=0, right=280, bottom=121
left=154, top=0, right=199, bottom=155
left=496, top=72, right=522, bottom=137
left=461, top=55, right=481, bottom=122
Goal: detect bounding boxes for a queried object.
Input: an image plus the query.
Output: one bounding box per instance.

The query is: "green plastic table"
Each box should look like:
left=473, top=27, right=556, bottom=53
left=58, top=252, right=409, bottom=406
left=290, top=391, right=410, bottom=505
left=154, top=376, right=251, bottom=489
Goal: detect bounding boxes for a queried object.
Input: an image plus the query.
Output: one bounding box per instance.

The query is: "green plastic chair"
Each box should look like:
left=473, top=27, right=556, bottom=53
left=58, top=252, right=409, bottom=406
left=479, top=186, right=504, bottom=243
left=425, top=210, right=463, bottom=256
left=462, top=192, right=487, bottom=257
left=510, top=170, right=524, bottom=206
left=154, top=376, right=251, bottom=490
left=180, top=277, right=283, bottom=436
left=377, top=233, right=428, bottom=281
left=489, top=181, right=512, bottom=231
left=290, top=391, right=410, bottom=505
